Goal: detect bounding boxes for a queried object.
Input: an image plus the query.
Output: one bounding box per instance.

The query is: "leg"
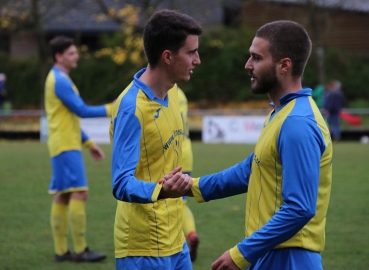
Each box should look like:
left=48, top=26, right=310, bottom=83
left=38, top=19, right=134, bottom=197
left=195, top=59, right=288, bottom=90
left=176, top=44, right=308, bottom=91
left=69, top=191, right=106, bottom=262
left=182, top=197, right=199, bottom=262
left=51, top=192, right=73, bottom=261
left=69, top=191, right=88, bottom=254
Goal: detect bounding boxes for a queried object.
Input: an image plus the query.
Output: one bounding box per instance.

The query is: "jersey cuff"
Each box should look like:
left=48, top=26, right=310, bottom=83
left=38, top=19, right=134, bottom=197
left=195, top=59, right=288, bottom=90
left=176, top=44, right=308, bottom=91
left=83, top=139, right=94, bottom=148
left=191, top=177, right=205, bottom=203
left=105, top=103, right=113, bottom=117
left=230, top=245, right=251, bottom=269
left=151, top=183, right=163, bottom=202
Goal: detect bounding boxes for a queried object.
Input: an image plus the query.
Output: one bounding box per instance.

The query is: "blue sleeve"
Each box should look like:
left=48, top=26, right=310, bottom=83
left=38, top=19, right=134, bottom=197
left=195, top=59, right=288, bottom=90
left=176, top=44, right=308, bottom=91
left=198, top=152, right=253, bottom=201
left=111, top=110, right=157, bottom=203
left=55, top=77, right=107, bottom=118
left=81, top=129, right=89, bottom=143
left=237, top=116, right=325, bottom=263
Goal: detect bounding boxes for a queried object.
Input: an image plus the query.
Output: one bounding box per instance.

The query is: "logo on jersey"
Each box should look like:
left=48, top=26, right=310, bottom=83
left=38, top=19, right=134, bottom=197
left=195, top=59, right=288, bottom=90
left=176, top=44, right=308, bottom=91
left=154, top=108, right=161, bottom=118
left=163, top=129, right=183, bottom=150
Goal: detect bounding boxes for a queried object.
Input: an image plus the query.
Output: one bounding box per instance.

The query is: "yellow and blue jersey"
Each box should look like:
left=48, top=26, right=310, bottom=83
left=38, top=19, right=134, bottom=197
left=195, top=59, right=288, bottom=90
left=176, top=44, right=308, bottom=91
left=45, top=66, right=111, bottom=157
left=110, top=68, right=185, bottom=258
left=177, top=87, right=193, bottom=173
left=191, top=89, right=332, bottom=268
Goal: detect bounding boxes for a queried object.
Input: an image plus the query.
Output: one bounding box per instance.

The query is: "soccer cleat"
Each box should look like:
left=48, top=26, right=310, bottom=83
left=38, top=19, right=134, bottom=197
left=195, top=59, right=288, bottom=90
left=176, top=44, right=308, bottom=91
left=187, top=231, right=200, bottom=262
left=54, top=251, right=74, bottom=262
left=74, top=247, right=106, bottom=262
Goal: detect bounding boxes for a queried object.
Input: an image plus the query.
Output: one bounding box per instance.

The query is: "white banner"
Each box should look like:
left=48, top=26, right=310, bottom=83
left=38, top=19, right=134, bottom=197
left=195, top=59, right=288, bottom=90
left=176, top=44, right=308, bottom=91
left=40, top=117, right=111, bottom=144
left=202, top=116, right=266, bottom=144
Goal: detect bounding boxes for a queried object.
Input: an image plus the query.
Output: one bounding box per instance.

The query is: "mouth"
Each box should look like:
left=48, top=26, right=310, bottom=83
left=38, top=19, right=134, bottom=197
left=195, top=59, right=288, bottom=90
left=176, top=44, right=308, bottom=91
left=248, top=71, right=255, bottom=82
left=189, top=69, right=194, bottom=74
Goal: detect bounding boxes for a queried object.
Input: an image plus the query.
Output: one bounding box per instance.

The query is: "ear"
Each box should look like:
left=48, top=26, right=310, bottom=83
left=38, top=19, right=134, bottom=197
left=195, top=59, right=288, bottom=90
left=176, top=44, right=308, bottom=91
left=55, top=53, right=62, bottom=63
left=278, top=58, right=292, bottom=74
left=162, top=50, right=172, bottom=65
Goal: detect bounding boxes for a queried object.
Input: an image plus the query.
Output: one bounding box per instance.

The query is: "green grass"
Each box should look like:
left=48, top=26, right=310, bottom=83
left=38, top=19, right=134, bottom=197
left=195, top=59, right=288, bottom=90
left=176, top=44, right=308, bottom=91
left=0, top=141, right=368, bottom=269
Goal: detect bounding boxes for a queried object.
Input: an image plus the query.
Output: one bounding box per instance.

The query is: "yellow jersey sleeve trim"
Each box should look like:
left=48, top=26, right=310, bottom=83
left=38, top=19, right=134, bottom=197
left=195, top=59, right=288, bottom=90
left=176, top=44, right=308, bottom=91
left=230, top=245, right=252, bottom=269
left=105, top=103, right=113, bottom=117
left=191, top=177, right=205, bottom=203
left=83, top=139, right=94, bottom=148
left=151, top=183, right=163, bottom=202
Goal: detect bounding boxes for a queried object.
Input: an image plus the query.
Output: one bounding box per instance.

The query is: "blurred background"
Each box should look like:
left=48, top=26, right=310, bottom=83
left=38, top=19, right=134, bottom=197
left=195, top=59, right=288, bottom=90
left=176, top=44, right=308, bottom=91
left=0, top=0, right=369, bottom=140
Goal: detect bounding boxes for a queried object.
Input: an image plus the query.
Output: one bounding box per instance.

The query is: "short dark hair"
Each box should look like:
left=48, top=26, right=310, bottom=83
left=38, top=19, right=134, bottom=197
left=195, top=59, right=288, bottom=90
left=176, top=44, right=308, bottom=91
left=143, top=9, right=202, bottom=69
left=256, top=20, right=312, bottom=78
left=49, top=36, right=75, bottom=62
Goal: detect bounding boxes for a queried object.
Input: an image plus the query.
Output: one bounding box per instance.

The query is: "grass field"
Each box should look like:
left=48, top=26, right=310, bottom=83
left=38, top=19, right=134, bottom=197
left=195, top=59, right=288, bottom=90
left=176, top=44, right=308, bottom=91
left=0, top=141, right=368, bottom=269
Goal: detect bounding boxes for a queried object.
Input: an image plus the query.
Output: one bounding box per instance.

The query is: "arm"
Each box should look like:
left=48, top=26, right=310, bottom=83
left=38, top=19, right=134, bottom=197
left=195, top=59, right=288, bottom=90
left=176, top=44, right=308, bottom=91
left=191, top=152, right=253, bottom=203
left=80, top=129, right=105, bottom=160
left=230, top=116, right=324, bottom=268
left=55, top=77, right=110, bottom=118
left=111, top=110, right=159, bottom=203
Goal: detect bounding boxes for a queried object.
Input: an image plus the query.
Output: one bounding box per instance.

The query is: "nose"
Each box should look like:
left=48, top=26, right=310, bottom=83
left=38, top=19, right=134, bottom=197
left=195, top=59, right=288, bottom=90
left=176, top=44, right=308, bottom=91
left=194, top=51, right=201, bottom=65
left=245, top=57, right=252, bottom=70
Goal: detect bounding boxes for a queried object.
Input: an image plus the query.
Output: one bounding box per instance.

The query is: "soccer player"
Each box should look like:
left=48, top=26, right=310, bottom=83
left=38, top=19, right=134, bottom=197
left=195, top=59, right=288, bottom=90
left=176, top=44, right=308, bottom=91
left=45, top=36, right=112, bottom=262
left=162, top=21, right=333, bottom=270
left=178, top=87, right=200, bottom=262
left=110, top=9, right=202, bottom=270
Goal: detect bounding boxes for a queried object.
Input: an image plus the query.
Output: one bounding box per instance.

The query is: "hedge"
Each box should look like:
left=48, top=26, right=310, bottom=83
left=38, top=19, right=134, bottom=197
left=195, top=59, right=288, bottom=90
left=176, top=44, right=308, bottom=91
left=1, top=26, right=369, bottom=109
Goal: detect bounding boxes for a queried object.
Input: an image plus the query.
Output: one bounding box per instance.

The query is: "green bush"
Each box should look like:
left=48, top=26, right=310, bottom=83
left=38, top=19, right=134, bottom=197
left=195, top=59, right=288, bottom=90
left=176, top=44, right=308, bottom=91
left=0, top=53, right=43, bottom=109
left=2, top=27, right=369, bottom=109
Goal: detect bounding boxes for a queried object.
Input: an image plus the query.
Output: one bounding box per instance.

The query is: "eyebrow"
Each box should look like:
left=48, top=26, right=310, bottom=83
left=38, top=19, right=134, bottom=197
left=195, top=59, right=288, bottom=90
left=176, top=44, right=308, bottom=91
left=250, top=52, right=261, bottom=58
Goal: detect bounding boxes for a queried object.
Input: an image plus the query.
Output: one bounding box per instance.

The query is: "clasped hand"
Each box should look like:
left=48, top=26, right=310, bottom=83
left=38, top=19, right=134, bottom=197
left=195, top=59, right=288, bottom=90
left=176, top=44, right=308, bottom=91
left=158, top=166, right=192, bottom=199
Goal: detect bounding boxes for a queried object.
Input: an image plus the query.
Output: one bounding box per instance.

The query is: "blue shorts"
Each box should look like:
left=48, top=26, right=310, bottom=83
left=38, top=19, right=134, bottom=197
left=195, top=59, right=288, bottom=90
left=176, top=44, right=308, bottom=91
left=48, top=150, right=88, bottom=194
left=249, top=248, right=322, bottom=270
left=116, top=243, right=192, bottom=270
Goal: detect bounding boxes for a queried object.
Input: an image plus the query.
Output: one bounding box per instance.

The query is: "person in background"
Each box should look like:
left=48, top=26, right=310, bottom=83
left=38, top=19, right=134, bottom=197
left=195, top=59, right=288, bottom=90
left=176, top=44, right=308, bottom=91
left=45, top=36, right=113, bottom=262
left=312, top=84, right=325, bottom=109
left=110, top=9, right=202, bottom=270
left=0, top=73, right=7, bottom=111
left=178, top=87, right=200, bottom=262
left=324, top=80, right=345, bottom=141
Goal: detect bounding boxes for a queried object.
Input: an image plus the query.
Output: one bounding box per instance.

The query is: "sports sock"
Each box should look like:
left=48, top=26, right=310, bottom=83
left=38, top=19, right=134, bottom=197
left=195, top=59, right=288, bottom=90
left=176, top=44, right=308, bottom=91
left=69, top=199, right=87, bottom=253
left=182, top=201, right=196, bottom=236
left=50, top=201, right=69, bottom=256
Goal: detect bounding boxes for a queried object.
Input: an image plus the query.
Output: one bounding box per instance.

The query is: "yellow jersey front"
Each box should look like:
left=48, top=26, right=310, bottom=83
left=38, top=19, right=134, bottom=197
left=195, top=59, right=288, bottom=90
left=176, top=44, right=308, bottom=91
left=110, top=68, right=185, bottom=258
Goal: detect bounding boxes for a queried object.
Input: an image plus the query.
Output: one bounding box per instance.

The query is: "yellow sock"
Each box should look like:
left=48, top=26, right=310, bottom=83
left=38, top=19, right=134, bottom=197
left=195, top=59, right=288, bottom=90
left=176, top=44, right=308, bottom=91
left=50, top=202, right=69, bottom=256
left=69, top=199, right=87, bottom=253
left=182, top=200, right=196, bottom=236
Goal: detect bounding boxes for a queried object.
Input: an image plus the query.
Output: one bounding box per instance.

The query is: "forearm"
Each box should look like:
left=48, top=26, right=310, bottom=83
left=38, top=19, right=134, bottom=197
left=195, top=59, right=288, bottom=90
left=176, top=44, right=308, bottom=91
left=192, top=153, right=253, bottom=202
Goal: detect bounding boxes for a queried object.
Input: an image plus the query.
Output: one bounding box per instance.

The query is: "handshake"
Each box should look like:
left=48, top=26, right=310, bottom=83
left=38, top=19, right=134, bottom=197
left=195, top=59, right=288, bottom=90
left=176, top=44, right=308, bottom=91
left=158, top=166, right=193, bottom=199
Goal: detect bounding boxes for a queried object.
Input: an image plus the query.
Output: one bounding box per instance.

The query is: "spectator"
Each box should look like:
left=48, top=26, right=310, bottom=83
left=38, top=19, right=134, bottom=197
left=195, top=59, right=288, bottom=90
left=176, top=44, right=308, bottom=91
left=324, top=80, right=345, bottom=141
left=0, top=73, right=7, bottom=111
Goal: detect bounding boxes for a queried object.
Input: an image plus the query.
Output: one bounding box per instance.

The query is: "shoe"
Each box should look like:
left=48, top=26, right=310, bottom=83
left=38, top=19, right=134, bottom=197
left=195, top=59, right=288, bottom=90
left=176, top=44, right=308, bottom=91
left=187, top=232, right=199, bottom=262
left=54, top=251, right=74, bottom=262
left=74, top=247, right=106, bottom=262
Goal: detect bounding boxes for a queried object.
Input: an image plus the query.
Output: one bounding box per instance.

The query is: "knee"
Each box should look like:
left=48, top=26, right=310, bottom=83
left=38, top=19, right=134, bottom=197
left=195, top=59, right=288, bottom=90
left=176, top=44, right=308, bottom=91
left=71, top=191, right=88, bottom=201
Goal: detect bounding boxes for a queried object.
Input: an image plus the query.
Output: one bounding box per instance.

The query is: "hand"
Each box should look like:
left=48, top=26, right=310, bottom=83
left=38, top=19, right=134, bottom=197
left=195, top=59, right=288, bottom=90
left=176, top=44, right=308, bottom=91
left=212, top=251, right=241, bottom=270
left=89, top=144, right=105, bottom=161
left=158, top=166, right=182, bottom=184
left=159, top=170, right=192, bottom=199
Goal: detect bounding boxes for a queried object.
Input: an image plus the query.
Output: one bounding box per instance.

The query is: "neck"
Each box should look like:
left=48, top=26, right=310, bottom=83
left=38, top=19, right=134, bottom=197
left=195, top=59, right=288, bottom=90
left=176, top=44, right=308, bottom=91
left=139, top=65, right=174, bottom=100
left=269, top=76, right=302, bottom=109
left=54, top=63, right=70, bottom=74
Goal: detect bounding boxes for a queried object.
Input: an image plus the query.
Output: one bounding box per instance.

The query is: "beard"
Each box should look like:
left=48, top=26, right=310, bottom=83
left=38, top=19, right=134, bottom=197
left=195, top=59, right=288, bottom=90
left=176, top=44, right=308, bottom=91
left=250, top=66, right=279, bottom=95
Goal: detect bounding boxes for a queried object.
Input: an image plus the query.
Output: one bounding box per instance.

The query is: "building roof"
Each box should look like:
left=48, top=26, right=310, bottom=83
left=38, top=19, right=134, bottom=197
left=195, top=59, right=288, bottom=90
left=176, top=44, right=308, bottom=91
left=1, top=0, right=223, bottom=34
